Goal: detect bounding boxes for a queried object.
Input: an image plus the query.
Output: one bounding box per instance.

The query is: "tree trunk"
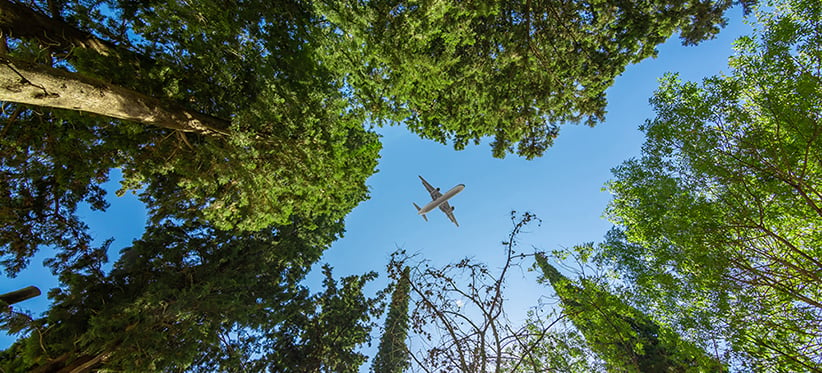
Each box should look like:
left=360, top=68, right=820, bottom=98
left=0, top=56, right=230, bottom=135
left=0, top=286, right=40, bottom=305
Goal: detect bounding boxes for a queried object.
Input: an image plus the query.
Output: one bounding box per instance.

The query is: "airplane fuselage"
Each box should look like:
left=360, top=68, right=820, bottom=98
left=418, top=184, right=465, bottom=214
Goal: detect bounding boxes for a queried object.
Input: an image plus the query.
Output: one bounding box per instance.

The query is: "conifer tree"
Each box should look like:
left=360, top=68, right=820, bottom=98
left=0, top=218, right=382, bottom=372
left=372, top=266, right=412, bottom=373
left=535, top=252, right=726, bottom=372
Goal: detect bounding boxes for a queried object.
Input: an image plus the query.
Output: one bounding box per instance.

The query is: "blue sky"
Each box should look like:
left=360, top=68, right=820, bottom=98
left=2, top=6, right=753, bottom=366
left=316, top=5, right=753, bottom=317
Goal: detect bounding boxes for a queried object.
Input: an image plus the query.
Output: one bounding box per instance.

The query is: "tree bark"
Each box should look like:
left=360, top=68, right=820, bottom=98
left=0, top=56, right=230, bottom=135
left=0, top=285, right=40, bottom=305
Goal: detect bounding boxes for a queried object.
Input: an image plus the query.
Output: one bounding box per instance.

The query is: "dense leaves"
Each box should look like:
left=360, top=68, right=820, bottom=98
left=602, top=0, right=822, bottom=369
left=0, top=0, right=767, bottom=371
left=319, top=0, right=753, bottom=158
left=0, top=218, right=382, bottom=372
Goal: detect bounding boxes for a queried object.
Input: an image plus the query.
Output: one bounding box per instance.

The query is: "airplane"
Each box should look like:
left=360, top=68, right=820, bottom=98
left=413, top=175, right=465, bottom=227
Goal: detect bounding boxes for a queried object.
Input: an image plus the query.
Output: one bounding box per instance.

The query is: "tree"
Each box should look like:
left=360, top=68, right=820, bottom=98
left=372, top=266, right=411, bottom=373
left=602, top=0, right=822, bottom=369
left=0, top=0, right=751, bottom=272
left=0, top=0, right=380, bottom=277
left=0, top=0, right=762, bottom=370
left=318, top=0, right=754, bottom=158
left=393, top=212, right=598, bottom=372
left=0, top=56, right=228, bottom=134
left=535, top=251, right=727, bottom=372
left=0, top=217, right=382, bottom=372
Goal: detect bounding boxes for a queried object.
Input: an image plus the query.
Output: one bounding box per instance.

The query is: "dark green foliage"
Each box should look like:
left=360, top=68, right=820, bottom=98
left=0, top=218, right=381, bottom=372
left=1, top=1, right=383, bottom=370
left=320, top=0, right=753, bottom=158
left=372, top=266, right=411, bottom=373
left=535, top=252, right=726, bottom=372
left=1, top=0, right=381, bottom=269
left=266, top=265, right=382, bottom=373
left=0, top=106, right=140, bottom=276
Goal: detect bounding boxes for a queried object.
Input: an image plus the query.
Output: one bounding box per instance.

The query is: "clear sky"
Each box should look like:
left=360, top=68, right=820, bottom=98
left=2, top=6, right=753, bottom=367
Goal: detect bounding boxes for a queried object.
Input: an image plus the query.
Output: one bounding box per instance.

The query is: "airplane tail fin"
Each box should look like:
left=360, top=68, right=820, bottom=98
left=413, top=203, right=428, bottom=222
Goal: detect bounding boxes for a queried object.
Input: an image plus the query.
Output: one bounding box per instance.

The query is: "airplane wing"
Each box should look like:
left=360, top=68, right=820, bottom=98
left=419, top=175, right=442, bottom=199
left=439, top=201, right=459, bottom=227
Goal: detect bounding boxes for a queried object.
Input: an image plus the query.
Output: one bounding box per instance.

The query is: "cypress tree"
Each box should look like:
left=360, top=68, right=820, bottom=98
left=535, top=253, right=726, bottom=372
left=372, top=266, right=412, bottom=373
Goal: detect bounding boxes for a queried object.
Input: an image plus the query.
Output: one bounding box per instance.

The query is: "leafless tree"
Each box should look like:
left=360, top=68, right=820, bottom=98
left=389, top=212, right=593, bottom=373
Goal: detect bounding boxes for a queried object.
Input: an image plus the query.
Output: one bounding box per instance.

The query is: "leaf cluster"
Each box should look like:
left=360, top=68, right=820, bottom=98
left=319, top=0, right=752, bottom=158
left=602, top=0, right=822, bottom=369
left=1, top=217, right=382, bottom=372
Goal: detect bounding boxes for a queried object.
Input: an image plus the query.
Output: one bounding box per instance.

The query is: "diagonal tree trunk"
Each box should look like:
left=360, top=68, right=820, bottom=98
left=0, top=56, right=230, bottom=135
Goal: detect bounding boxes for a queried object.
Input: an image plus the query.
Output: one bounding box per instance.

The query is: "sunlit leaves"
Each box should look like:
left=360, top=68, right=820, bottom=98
left=320, top=0, right=752, bottom=158
left=602, top=0, right=822, bottom=369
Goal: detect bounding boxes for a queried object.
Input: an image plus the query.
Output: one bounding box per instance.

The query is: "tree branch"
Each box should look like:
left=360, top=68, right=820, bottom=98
left=0, top=56, right=230, bottom=135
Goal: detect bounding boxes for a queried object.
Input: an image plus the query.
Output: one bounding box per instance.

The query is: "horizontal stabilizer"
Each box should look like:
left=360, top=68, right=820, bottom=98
left=413, top=203, right=428, bottom=222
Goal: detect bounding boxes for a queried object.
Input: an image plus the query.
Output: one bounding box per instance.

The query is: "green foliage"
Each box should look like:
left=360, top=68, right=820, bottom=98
left=0, top=104, right=141, bottom=276
left=372, top=266, right=411, bottom=373
left=261, top=264, right=383, bottom=373
left=503, top=314, right=603, bottom=373
left=319, top=0, right=753, bottom=158
left=1, top=0, right=380, bottom=267
left=0, top=218, right=381, bottom=372
left=1, top=1, right=384, bottom=370
left=535, top=253, right=727, bottom=372
left=103, top=0, right=381, bottom=231
left=602, top=0, right=822, bottom=369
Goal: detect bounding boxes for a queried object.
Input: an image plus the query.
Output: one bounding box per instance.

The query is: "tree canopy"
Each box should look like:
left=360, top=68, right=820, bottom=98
left=1, top=217, right=383, bottom=372
left=602, top=0, right=822, bottom=369
left=0, top=0, right=751, bottom=272
left=0, top=0, right=763, bottom=371
left=320, top=0, right=754, bottom=158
